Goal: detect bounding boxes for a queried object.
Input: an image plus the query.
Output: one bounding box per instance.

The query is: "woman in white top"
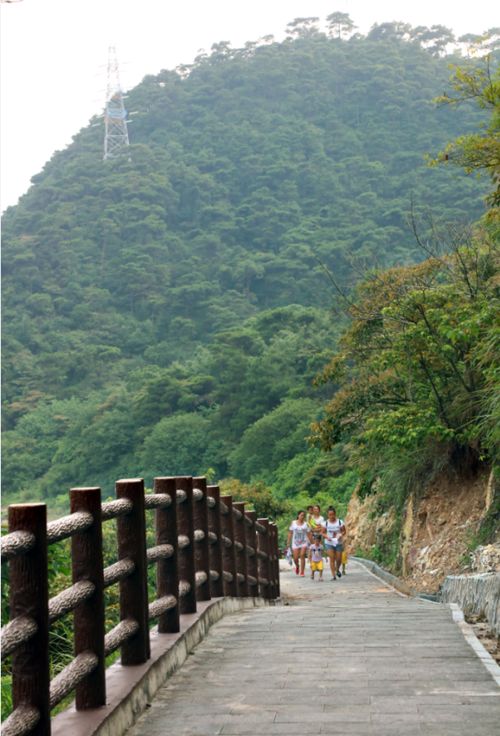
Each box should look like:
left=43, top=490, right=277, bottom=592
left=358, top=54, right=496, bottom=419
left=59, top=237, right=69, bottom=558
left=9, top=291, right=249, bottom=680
left=286, top=510, right=310, bottom=576
left=323, top=506, right=346, bottom=580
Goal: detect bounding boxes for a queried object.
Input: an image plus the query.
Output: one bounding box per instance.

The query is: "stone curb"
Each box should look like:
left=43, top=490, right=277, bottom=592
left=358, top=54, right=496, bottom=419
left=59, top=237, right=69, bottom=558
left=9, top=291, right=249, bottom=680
left=450, top=603, right=500, bottom=687
left=51, top=596, right=272, bottom=736
left=441, top=572, right=500, bottom=636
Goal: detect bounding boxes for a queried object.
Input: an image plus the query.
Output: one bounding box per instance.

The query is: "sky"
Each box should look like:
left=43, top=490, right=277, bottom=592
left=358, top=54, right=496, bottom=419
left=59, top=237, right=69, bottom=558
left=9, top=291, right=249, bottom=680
left=1, top=0, right=498, bottom=211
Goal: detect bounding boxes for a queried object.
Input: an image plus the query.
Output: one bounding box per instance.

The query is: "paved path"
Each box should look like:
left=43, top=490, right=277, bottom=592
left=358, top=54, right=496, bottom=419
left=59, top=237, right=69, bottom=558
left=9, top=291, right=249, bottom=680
left=128, top=561, right=500, bottom=735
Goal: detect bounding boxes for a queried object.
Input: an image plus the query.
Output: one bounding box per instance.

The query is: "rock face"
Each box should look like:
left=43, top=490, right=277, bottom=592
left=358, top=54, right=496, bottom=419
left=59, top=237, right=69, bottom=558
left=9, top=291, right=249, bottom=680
left=345, top=469, right=498, bottom=593
left=440, top=572, right=500, bottom=636
left=345, top=490, right=397, bottom=554
left=470, top=544, right=500, bottom=573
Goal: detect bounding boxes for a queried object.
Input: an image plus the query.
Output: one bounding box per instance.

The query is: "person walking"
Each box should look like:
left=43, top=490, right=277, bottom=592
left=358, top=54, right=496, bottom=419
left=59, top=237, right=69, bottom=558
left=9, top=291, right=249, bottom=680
left=307, top=504, right=325, bottom=565
left=309, top=533, right=324, bottom=581
left=341, top=535, right=348, bottom=575
left=286, top=510, right=310, bottom=576
left=308, top=504, right=325, bottom=535
left=324, top=507, right=346, bottom=580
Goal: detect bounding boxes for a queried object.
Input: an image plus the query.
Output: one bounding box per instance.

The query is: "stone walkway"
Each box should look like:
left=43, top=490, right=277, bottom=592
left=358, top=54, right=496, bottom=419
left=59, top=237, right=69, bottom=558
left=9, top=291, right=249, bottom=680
left=127, top=561, right=500, bottom=735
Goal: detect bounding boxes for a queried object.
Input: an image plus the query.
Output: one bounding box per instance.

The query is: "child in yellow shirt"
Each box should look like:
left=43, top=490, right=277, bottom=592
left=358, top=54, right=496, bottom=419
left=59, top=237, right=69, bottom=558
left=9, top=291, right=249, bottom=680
left=309, top=534, right=324, bottom=581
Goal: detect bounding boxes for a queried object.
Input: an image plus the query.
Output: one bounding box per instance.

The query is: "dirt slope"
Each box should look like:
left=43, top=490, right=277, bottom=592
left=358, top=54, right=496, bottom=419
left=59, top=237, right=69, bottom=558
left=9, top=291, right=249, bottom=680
left=346, top=469, right=498, bottom=593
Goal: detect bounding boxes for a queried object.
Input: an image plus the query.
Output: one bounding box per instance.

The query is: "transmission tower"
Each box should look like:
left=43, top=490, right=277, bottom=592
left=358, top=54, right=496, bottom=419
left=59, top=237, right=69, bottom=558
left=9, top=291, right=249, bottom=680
left=103, top=46, right=130, bottom=160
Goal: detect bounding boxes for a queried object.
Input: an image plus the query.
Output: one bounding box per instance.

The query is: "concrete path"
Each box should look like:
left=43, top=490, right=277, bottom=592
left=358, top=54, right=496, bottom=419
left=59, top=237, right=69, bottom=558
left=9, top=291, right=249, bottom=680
left=127, top=561, right=500, bottom=735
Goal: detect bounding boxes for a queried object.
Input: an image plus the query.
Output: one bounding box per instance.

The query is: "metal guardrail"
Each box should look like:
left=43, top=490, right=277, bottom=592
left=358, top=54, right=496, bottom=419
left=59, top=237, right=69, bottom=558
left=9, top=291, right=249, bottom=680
left=1, top=476, right=280, bottom=736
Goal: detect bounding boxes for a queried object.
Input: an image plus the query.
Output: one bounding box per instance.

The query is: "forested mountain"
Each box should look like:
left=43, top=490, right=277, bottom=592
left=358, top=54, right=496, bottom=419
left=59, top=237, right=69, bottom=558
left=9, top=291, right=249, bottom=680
left=1, top=19, right=494, bottom=508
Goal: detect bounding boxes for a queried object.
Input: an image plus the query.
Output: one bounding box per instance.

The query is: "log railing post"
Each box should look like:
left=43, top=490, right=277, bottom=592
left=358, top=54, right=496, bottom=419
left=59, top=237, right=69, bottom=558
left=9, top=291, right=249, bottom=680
left=245, top=511, right=258, bottom=596
left=266, top=520, right=276, bottom=599
left=269, top=523, right=279, bottom=598
left=116, top=478, right=150, bottom=665
left=257, top=518, right=272, bottom=600
left=154, top=477, right=179, bottom=633
left=176, top=476, right=197, bottom=614
left=70, top=488, right=105, bottom=709
left=270, top=523, right=280, bottom=599
left=220, top=496, right=237, bottom=597
left=192, top=477, right=211, bottom=602
left=233, top=502, right=249, bottom=597
left=207, top=485, right=223, bottom=598
left=9, top=503, right=50, bottom=736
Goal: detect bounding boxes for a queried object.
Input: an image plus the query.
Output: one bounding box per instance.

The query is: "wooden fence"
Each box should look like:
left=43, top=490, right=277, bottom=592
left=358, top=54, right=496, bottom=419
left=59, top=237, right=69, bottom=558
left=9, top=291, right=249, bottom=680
left=0, top=476, right=280, bottom=736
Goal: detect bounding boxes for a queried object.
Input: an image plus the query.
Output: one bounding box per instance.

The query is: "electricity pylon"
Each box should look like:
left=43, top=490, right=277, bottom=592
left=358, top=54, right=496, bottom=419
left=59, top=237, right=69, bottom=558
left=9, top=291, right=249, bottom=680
left=103, top=46, right=130, bottom=160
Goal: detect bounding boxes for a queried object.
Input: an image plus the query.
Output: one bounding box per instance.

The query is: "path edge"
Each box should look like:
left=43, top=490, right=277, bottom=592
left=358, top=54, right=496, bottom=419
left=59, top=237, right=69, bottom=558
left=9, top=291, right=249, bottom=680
left=51, top=596, right=274, bottom=736
left=350, top=556, right=416, bottom=597
left=449, top=602, right=500, bottom=687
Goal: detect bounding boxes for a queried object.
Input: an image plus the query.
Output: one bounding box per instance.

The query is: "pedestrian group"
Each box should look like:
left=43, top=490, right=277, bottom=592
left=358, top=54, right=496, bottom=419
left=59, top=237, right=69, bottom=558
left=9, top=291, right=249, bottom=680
left=286, top=504, right=346, bottom=581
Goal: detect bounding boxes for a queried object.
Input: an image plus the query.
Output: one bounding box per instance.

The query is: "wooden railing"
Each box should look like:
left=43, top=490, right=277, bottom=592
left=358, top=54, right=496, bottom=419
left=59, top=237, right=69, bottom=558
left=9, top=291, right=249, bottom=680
left=0, top=476, right=280, bottom=736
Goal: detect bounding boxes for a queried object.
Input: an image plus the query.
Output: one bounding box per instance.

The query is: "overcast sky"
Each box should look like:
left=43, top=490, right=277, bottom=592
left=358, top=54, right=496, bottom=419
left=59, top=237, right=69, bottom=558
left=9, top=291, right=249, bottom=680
left=1, top=0, right=497, bottom=211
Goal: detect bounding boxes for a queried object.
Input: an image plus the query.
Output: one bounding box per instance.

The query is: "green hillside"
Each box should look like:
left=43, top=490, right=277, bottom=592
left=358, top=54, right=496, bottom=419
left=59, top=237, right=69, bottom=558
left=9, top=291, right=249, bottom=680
left=1, top=21, right=493, bottom=507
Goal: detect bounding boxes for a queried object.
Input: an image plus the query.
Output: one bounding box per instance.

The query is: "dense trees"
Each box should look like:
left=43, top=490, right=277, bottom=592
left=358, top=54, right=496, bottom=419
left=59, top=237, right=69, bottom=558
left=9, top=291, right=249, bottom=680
left=312, top=57, right=499, bottom=526
left=1, top=17, right=496, bottom=510
left=312, top=230, right=498, bottom=468
left=1, top=305, right=338, bottom=504
left=432, top=60, right=500, bottom=206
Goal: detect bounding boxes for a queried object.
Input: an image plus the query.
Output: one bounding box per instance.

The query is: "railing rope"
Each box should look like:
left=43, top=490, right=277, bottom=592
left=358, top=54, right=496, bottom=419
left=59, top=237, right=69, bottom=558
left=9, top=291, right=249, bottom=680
left=1, top=530, right=36, bottom=561
left=192, top=487, right=204, bottom=502
left=1, top=616, right=38, bottom=660
left=178, top=579, right=191, bottom=597
left=49, top=652, right=98, bottom=710
left=48, top=580, right=95, bottom=624
left=101, top=498, right=133, bottom=521
left=195, top=571, right=208, bottom=587
left=148, top=595, right=177, bottom=620
left=146, top=544, right=174, bottom=563
left=1, top=705, right=40, bottom=736
left=50, top=652, right=99, bottom=708
left=104, top=619, right=139, bottom=657
left=178, top=534, right=190, bottom=549
left=46, top=511, right=93, bottom=545
left=144, top=493, right=171, bottom=509
left=176, top=489, right=187, bottom=504
left=103, top=558, right=135, bottom=588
